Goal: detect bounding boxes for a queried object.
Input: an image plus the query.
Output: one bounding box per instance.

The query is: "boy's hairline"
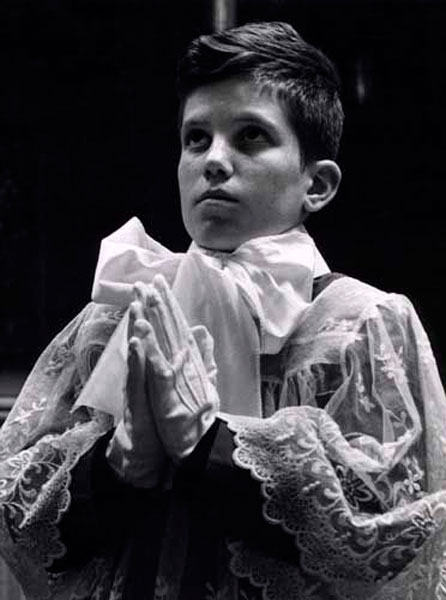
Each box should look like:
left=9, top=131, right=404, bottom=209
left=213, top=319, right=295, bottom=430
left=176, top=74, right=337, bottom=168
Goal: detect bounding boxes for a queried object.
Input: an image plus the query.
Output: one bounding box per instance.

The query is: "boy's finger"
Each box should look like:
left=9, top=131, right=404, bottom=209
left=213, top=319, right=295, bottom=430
left=147, top=286, right=181, bottom=360
left=133, top=282, right=153, bottom=319
left=144, top=322, right=174, bottom=384
left=126, top=336, right=146, bottom=412
left=133, top=318, right=151, bottom=339
left=128, top=301, right=145, bottom=339
left=153, top=274, right=190, bottom=343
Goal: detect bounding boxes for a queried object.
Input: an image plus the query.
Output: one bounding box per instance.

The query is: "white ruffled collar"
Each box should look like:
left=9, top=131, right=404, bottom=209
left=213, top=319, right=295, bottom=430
left=78, top=217, right=330, bottom=420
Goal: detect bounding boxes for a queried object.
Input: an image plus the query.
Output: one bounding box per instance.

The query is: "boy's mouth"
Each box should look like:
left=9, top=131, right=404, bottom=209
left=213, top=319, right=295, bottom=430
left=197, top=189, right=238, bottom=204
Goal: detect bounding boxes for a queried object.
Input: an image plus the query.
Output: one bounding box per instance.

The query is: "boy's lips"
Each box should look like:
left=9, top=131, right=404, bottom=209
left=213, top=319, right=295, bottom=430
left=196, top=189, right=238, bottom=204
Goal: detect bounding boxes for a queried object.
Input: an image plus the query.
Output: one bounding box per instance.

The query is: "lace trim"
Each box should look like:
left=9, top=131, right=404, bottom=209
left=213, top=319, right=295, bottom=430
left=0, top=418, right=107, bottom=599
left=223, top=408, right=446, bottom=600
left=0, top=303, right=120, bottom=599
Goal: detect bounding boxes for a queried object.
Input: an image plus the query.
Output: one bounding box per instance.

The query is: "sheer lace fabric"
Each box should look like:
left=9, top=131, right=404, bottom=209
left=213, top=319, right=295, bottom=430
left=222, top=277, right=446, bottom=599
left=0, top=304, right=118, bottom=599
left=1, top=276, right=446, bottom=599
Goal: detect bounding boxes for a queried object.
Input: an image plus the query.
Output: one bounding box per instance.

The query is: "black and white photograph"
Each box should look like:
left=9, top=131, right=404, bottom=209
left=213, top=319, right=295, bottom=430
left=1, top=0, right=446, bottom=598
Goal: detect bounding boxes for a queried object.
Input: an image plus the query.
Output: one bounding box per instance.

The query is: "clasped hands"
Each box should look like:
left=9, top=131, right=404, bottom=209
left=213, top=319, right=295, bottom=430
left=106, top=274, right=219, bottom=488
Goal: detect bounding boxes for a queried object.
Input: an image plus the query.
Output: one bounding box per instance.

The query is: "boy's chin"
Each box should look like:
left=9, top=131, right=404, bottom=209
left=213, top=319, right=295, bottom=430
left=192, top=229, right=242, bottom=253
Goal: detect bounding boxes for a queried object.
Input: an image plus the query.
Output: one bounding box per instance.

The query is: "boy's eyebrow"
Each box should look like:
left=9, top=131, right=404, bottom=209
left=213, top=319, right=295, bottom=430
left=181, top=117, right=207, bottom=130
left=181, top=110, right=278, bottom=130
left=234, top=111, right=278, bottom=129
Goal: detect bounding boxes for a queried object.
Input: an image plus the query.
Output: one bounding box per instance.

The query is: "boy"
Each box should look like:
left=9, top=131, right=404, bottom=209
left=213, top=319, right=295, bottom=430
left=1, top=21, right=446, bottom=600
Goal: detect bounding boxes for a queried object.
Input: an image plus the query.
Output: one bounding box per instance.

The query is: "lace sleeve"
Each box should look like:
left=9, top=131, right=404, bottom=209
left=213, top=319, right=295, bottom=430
left=0, top=303, right=120, bottom=599
left=221, top=278, right=446, bottom=600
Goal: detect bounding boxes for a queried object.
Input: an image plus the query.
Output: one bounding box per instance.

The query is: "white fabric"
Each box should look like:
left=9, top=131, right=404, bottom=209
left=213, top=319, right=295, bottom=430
left=2, top=276, right=446, bottom=599
left=105, top=311, right=167, bottom=488
left=74, top=217, right=329, bottom=421
left=143, top=276, right=220, bottom=461
left=218, top=278, right=446, bottom=600
left=106, top=279, right=221, bottom=486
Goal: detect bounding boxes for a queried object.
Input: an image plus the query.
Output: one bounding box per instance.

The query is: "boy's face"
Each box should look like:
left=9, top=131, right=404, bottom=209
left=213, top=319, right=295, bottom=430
left=178, top=77, right=314, bottom=251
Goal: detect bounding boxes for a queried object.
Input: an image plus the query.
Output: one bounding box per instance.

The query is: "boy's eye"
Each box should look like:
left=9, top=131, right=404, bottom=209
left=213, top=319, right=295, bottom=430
left=183, top=128, right=210, bottom=150
left=237, top=125, right=270, bottom=146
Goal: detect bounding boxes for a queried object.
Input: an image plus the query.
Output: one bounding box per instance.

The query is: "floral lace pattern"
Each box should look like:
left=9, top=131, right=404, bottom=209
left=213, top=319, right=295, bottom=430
left=225, top=407, right=446, bottom=600
left=2, top=277, right=446, bottom=599
left=0, top=303, right=118, bottom=599
left=221, top=278, right=446, bottom=600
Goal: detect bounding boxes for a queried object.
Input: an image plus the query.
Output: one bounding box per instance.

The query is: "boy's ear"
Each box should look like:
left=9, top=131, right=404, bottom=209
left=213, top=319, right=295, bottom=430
left=303, top=160, right=342, bottom=213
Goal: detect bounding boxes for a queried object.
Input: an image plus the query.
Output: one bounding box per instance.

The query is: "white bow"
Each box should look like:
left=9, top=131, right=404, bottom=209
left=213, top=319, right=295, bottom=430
left=74, top=217, right=329, bottom=421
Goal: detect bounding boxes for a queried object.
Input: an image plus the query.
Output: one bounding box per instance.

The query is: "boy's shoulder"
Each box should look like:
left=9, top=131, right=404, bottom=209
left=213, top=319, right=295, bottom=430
left=314, top=271, right=391, bottom=301
left=310, top=272, right=412, bottom=325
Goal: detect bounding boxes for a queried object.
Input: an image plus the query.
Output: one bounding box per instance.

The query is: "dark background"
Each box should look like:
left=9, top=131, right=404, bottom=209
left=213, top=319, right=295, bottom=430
left=1, top=0, right=445, bottom=378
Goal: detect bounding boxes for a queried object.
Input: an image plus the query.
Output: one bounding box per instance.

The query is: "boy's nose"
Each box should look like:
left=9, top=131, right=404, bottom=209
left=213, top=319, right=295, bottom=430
left=204, top=139, right=234, bottom=182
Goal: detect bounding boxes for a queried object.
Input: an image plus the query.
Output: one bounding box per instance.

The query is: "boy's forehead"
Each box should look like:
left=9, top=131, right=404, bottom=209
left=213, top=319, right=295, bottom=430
left=180, top=77, right=288, bottom=127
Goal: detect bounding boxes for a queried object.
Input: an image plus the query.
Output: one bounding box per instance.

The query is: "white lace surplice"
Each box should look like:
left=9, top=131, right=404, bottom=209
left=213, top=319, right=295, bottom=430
left=1, top=276, right=446, bottom=599
left=222, top=277, right=446, bottom=600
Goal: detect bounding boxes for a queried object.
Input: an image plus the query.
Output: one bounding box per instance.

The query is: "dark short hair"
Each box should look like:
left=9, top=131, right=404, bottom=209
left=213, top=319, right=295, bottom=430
left=177, top=21, right=344, bottom=164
